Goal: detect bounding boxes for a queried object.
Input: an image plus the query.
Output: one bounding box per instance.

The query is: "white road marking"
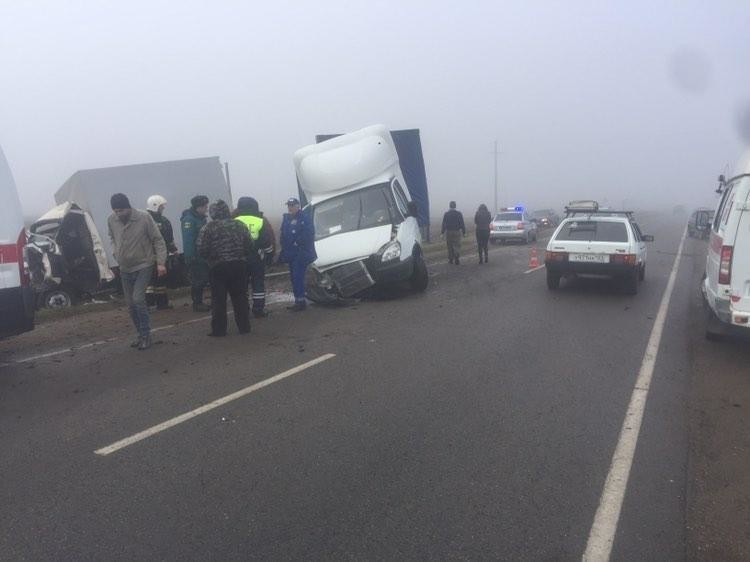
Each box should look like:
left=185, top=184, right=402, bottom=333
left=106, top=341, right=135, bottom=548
left=524, top=264, right=546, bottom=274
left=582, top=229, right=687, bottom=562
left=94, top=353, right=336, bottom=456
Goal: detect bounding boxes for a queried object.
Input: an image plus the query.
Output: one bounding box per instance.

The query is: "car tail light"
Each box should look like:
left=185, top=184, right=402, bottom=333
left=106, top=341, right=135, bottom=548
left=17, top=229, right=30, bottom=287
left=545, top=251, right=568, bottom=262
left=516, top=223, right=525, bottom=230
left=610, top=254, right=636, bottom=265
left=719, top=245, right=733, bottom=285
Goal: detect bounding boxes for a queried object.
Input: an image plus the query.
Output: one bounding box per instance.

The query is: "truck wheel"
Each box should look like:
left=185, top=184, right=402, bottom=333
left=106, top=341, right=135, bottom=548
left=43, top=289, right=74, bottom=309
left=410, top=251, right=429, bottom=292
left=624, top=270, right=639, bottom=295
left=546, top=270, right=561, bottom=290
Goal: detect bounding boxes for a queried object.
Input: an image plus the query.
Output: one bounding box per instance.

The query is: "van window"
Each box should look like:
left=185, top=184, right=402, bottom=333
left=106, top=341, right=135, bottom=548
left=713, top=183, right=735, bottom=231
left=392, top=179, right=410, bottom=216
left=312, top=184, right=401, bottom=241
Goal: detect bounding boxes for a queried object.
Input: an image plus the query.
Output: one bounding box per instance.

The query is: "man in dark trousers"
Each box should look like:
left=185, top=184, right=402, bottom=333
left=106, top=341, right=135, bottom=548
left=145, top=194, right=178, bottom=309
left=441, top=201, right=466, bottom=265
left=279, top=197, right=316, bottom=312
left=107, top=193, right=167, bottom=350
left=181, top=195, right=211, bottom=312
left=234, top=197, right=275, bottom=318
left=197, top=200, right=252, bottom=337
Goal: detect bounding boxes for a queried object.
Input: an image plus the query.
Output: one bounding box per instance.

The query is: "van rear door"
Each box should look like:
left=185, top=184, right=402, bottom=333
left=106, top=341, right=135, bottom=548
left=731, top=187, right=750, bottom=319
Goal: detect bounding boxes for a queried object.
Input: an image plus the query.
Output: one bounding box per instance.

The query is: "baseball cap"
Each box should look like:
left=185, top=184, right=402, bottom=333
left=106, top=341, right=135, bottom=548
left=286, top=197, right=300, bottom=206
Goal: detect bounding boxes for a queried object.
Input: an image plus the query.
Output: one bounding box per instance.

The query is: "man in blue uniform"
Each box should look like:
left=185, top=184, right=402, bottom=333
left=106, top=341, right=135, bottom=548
left=279, top=197, right=316, bottom=312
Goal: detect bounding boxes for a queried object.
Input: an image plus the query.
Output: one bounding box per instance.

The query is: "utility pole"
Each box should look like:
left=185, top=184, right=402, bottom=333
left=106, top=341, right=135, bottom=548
left=492, top=140, right=501, bottom=212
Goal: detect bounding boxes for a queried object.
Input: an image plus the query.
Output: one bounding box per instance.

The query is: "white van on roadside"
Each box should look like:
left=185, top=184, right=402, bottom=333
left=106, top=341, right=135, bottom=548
left=703, top=154, right=750, bottom=339
left=293, top=125, right=428, bottom=302
left=0, top=145, right=34, bottom=338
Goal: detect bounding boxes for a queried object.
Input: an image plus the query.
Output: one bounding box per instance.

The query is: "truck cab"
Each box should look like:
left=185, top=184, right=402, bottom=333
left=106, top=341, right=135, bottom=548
left=0, top=145, right=35, bottom=338
left=293, top=125, right=428, bottom=302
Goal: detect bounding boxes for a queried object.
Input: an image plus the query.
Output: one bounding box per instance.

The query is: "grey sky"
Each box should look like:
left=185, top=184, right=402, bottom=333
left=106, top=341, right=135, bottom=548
left=1, top=0, right=748, bottom=221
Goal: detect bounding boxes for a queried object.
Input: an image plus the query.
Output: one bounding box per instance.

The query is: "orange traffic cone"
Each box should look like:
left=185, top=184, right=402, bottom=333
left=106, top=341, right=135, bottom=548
left=529, top=246, right=540, bottom=269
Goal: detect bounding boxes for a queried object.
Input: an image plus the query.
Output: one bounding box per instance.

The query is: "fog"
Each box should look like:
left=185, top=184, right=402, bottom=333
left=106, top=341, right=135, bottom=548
left=1, top=0, right=748, bottom=223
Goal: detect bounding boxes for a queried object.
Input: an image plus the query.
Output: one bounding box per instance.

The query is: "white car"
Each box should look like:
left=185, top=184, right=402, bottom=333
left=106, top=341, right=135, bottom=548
left=703, top=158, right=750, bottom=339
left=545, top=203, right=653, bottom=294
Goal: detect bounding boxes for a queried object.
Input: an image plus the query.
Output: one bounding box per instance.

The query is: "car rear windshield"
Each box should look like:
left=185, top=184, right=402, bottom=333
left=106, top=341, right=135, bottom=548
left=495, top=213, right=522, bottom=221
left=554, top=220, right=629, bottom=242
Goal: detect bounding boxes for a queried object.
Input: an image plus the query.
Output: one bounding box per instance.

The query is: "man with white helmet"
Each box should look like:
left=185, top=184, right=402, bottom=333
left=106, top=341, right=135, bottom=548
left=146, top=195, right=178, bottom=309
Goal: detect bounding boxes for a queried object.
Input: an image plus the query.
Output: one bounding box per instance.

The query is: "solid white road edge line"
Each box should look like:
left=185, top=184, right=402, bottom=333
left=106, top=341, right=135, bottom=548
left=94, top=353, right=336, bottom=456
left=582, top=228, right=687, bottom=562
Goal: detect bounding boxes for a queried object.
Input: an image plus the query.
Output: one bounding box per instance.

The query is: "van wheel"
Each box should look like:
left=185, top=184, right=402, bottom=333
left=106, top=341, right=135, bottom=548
left=705, top=309, right=725, bottom=341
left=410, top=252, right=429, bottom=292
left=410, top=250, right=429, bottom=292
left=639, top=264, right=645, bottom=281
left=624, top=270, right=639, bottom=295
left=546, top=270, right=561, bottom=290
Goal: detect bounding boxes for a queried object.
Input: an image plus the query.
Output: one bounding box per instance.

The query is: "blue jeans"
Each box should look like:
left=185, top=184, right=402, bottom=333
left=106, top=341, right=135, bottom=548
left=121, top=266, right=153, bottom=338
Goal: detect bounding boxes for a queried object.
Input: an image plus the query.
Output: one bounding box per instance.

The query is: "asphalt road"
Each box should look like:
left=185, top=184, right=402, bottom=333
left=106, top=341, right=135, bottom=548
left=1, top=215, right=748, bottom=561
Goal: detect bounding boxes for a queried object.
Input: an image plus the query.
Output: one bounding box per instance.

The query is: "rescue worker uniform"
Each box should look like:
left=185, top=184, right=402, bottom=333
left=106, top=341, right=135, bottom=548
left=279, top=198, right=316, bottom=311
left=181, top=196, right=210, bottom=311
left=234, top=197, right=275, bottom=318
left=146, top=206, right=178, bottom=309
left=196, top=200, right=253, bottom=336
left=441, top=203, right=466, bottom=265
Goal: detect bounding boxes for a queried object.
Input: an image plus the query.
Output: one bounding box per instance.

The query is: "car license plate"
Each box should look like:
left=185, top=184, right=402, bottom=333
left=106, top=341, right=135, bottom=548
left=569, top=253, right=608, bottom=263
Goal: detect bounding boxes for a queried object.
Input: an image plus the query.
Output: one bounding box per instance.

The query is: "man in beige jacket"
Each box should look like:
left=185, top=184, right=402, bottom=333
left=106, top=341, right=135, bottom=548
left=108, top=193, right=167, bottom=350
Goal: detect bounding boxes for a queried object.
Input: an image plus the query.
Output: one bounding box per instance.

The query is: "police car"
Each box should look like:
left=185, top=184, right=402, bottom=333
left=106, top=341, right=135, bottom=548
left=544, top=201, right=653, bottom=294
left=490, top=206, right=538, bottom=244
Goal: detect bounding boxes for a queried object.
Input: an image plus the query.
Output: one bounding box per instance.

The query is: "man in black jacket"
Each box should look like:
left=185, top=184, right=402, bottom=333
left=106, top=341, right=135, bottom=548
left=441, top=201, right=466, bottom=265
left=197, top=200, right=253, bottom=337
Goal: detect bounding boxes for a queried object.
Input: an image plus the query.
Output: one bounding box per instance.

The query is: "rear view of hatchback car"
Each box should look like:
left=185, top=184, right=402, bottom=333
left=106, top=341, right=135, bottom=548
left=703, top=165, right=750, bottom=339
left=0, top=145, right=34, bottom=339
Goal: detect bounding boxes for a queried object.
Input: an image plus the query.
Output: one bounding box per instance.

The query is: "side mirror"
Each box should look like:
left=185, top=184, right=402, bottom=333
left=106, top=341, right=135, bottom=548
left=642, top=235, right=654, bottom=242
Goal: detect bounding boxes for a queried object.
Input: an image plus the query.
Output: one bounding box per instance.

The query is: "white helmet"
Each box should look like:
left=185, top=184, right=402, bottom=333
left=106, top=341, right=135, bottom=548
left=147, top=195, right=167, bottom=213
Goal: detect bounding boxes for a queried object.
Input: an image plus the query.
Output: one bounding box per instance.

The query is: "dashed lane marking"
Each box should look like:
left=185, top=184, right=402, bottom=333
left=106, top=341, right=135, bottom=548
left=524, top=264, right=546, bottom=274
left=94, top=353, right=337, bottom=456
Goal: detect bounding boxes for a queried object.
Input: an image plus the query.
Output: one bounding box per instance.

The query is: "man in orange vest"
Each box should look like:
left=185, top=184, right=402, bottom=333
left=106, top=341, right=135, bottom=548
left=234, top=197, right=275, bottom=317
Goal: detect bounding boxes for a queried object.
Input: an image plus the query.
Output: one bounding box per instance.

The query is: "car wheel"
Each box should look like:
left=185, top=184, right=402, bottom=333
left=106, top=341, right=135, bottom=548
left=546, top=270, right=561, bottom=290
left=624, top=270, right=639, bottom=295
left=639, top=264, right=645, bottom=281
left=410, top=250, right=429, bottom=292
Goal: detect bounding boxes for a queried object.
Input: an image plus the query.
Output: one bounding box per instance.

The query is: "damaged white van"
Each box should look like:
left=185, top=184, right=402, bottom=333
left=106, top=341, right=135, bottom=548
left=293, top=125, right=428, bottom=302
left=703, top=155, right=750, bottom=340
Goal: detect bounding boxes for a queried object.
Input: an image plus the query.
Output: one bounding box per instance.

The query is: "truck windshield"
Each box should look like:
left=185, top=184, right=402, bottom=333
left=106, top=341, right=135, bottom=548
left=313, top=183, right=402, bottom=241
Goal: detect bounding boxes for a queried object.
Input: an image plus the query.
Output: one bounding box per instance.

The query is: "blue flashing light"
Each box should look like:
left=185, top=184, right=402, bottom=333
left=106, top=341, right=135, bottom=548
left=514, top=205, right=525, bottom=212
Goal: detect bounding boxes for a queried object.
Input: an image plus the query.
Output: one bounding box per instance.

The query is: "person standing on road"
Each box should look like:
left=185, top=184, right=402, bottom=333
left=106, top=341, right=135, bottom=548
left=197, top=200, right=253, bottom=337
left=474, top=203, right=492, bottom=264
left=107, top=193, right=167, bottom=350
left=181, top=195, right=211, bottom=312
left=145, top=194, right=178, bottom=309
left=441, top=201, right=466, bottom=265
left=279, top=197, right=316, bottom=312
left=234, top=196, right=275, bottom=318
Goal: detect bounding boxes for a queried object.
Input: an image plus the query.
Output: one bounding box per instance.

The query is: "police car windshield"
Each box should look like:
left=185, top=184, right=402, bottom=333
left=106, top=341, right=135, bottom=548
left=313, top=183, right=401, bottom=241
left=495, top=213, right=522, bottom=221
left=555, top=220, right=629, bottom=242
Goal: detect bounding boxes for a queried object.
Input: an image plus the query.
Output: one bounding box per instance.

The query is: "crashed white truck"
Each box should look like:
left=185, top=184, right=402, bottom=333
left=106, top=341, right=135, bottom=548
left=29, top=156, right=232, bottom=307
left=294, top=124, right=429, bottom=303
